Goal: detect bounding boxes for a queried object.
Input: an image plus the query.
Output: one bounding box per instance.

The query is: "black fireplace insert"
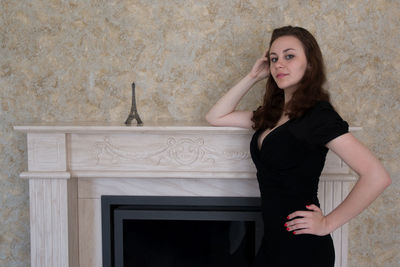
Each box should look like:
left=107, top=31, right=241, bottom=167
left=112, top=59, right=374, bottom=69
left=102, top=196, right=263, bottom=267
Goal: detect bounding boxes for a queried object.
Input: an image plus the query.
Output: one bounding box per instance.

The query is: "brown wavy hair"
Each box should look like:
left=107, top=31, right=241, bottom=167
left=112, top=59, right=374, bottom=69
left=252, top=26, right=330, bottom=130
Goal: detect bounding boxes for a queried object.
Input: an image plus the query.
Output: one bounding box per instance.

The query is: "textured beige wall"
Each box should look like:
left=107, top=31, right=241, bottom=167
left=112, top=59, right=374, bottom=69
left=1, top=0, right=399, bottom=266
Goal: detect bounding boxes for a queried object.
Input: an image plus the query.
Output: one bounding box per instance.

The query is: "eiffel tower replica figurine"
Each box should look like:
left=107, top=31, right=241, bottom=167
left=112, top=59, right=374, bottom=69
left=125, top=82, right=143, bottom=126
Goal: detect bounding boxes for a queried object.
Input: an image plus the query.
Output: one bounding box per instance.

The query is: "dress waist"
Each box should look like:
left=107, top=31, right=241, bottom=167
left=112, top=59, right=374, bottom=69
left=260, top=192, right=320, bottom=227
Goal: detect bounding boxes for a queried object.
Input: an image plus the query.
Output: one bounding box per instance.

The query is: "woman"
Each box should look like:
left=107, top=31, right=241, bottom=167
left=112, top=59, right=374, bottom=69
left=205, top=26, right=391, bottom=266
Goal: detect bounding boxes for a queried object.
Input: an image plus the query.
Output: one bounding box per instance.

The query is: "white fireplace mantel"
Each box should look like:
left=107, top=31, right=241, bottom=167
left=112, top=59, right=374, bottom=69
left=15, top=123, right=358, bottom=267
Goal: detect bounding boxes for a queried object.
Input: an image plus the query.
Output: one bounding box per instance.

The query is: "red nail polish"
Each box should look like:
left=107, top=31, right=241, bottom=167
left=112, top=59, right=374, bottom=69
left=286, top=228, right=289, bottom=231
left=284, top=223, right=287, bottom=227
left=286, top=216, right=289, bottom=219
left=293, top=231, right=296, bottom=234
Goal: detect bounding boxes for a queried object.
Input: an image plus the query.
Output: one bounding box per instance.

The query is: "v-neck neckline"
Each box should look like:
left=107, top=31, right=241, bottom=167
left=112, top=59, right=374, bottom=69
left=257, top=120, right=291, bottom=151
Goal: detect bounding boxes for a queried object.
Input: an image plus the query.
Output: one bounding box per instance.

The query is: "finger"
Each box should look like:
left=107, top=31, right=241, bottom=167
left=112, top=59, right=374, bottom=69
left=305, top=204, right=321, bottom=212
left=292, top=228, right=313, bottom=235
left=284, top=218, right=306, bottom=227
left=257, top=57, right=269, bottom=63
left=287, top=223, right=308, bottom=232
left=287, top=210, right=311, bottom=219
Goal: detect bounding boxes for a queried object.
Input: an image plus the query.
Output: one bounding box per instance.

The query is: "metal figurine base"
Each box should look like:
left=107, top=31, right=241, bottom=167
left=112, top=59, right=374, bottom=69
left=125, top=82, right=143, bottom=126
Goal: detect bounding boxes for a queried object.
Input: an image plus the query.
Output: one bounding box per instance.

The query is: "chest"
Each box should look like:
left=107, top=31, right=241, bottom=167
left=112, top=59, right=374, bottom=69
left=257, top=117, right=290, bottom=150
left=251, top=121, right=327, bottom=172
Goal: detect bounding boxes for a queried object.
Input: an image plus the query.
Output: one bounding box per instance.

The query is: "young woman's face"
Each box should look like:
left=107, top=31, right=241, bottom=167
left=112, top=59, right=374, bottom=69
left=269, top=36, right=308, bottom=93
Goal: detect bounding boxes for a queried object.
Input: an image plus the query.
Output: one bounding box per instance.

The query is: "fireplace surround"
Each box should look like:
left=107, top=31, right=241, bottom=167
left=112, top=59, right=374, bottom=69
left=14, top=123, right=358, bottom=267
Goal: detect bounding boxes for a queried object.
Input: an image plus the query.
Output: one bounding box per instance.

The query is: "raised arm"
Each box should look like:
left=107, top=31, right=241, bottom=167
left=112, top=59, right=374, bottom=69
left=205, top=51, right=270, bottom=129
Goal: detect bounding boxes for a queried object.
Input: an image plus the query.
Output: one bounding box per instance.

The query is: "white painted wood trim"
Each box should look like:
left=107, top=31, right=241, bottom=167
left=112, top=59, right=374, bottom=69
left=69, top=171, right=356, bottom=180
left=29, top=178, right=78, bottom=267
left=20, top=171, right=71, bottom=179
left=20, top=171, right=356, bottom=181
left=27, top=133, right=67, bottom=172
left=318, top=180, right=353, bottom=267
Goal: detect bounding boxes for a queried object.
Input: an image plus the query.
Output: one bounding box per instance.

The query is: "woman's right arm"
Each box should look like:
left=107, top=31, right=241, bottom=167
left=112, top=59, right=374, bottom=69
left=205, top=52, right=270, bottom=129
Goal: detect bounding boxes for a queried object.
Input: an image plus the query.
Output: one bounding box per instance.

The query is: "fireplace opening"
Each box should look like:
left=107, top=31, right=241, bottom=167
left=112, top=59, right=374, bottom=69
left=102, top=196, right=263, bottom=267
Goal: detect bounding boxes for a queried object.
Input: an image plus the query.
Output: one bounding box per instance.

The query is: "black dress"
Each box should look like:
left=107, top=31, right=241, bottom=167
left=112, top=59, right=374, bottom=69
left=250, top=101, right=349, bottom=267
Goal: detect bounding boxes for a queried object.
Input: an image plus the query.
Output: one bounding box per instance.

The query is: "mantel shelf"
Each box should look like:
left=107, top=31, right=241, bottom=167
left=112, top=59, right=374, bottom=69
left=14, top=122, right=362, bottom=134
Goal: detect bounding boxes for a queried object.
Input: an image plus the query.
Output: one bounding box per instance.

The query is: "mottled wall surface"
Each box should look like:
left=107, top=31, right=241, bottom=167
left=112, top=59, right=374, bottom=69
left=1, top=0, right=399, bottom=266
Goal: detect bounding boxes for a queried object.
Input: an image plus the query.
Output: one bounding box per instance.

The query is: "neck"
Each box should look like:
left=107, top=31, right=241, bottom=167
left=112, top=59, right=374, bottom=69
left=283, top=87, right=296, bottom=116
left=283, top=85, right=298, bottom=104
left=284, top=91, right=293, bottom=104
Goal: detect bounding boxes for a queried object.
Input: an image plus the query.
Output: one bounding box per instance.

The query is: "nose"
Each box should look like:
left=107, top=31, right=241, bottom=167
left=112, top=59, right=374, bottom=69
left=275, top=58, right=285, bottom=68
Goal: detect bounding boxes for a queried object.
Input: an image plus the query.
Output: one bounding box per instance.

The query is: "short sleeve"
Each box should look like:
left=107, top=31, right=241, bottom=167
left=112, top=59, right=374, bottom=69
left=306, top=101, right=349, bottom=146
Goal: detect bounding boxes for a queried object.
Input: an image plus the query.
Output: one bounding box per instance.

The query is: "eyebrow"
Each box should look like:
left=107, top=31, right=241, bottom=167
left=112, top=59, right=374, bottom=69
left=269, top=48, right=296, bottom=56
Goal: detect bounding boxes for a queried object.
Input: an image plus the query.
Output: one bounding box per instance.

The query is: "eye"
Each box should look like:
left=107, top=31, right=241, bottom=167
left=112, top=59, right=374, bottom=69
left=285, top=54, right=295, bottom=60
left=270, top=57, right=278, bottom=63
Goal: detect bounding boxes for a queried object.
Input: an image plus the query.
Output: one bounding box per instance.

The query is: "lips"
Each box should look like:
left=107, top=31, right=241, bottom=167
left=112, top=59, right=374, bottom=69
left=276, top=73, right=288, bottom=79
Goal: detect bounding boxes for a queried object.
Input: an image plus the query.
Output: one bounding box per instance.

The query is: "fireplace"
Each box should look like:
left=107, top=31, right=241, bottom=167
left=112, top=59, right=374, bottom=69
left=102, top=196, right=263, bottom=267
left=14, top=123, right=357, bottom=267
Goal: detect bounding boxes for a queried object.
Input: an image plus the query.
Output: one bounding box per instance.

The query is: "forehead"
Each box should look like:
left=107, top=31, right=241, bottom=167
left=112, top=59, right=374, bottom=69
left=270, top=35, right=304, bottom=54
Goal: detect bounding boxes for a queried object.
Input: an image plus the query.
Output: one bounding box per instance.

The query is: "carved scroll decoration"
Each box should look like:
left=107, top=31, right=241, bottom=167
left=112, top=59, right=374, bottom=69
left=93, top=136, right=250, bottom=166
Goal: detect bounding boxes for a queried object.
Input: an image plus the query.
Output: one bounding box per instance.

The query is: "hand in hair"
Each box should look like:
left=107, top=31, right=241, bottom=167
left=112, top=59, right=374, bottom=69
left=248, top=49, right=270, bottom=82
